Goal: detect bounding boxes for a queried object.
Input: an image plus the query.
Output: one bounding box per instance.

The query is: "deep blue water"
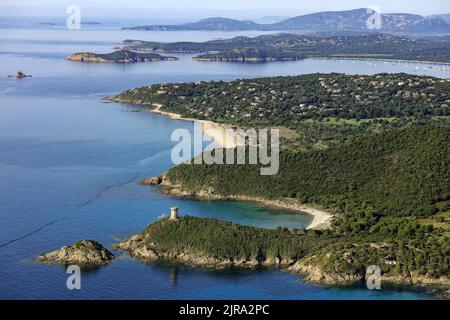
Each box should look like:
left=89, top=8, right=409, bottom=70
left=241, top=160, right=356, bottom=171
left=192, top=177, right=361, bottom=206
left=1, top=25, right=449, bottom=300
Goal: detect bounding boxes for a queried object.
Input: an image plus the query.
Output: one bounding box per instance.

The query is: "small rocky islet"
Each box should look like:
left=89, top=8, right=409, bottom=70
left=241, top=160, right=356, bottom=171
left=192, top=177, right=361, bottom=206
left=37, top=240, right=114, bottom=265
left=8, top=71, right=32, bottom=79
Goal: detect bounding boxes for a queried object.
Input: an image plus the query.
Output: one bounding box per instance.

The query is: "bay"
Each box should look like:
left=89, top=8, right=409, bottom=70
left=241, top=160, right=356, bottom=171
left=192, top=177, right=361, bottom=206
left=1, top=25, right=448, bottom=299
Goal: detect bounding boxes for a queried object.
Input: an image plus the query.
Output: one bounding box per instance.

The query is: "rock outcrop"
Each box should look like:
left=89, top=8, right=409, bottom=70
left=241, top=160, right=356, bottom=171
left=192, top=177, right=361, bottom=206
left=8, top=71, right=31, bottom=79
left=139, top=175, right=163, bottom=185
left=37, top=240, right=114, bottom=265
left=288, top=258, right=363, bottom=284
left=112, top=235, right=160, bottom=260
left=113, top=233, right=268, bottom=269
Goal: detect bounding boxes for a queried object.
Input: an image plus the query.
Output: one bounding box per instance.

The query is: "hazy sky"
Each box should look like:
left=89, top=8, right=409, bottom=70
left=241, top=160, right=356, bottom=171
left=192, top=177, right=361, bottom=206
left=1, top=0, right=449, bottom=19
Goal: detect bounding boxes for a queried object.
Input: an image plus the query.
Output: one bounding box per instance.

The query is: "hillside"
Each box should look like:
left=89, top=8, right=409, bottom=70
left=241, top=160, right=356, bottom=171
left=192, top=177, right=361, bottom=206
left=113, top=211, right=450, bottom=292
left=67, top=50, right=178, bottom=63
left=152, top=125, right=450, bottom=291
left=120, top=34, right=450, bottom=63
left=428, top=14, right=450, bottom=25
left=110, top=74, right=450, bottom=294
left=125, top=17, right=261, bottom=31
left=112, top=74, right=450, bottom=124
left=110, top=73, right=450, bottom=148
left=124, top=8, right=450, bottom=34
left=271, top=8, right=450, bottom=34
left=165, top=126, right=450, bottom=218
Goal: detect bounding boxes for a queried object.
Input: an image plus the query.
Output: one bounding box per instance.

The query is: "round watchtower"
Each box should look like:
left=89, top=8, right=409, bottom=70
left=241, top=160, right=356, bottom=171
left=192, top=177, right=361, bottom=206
left=170, top=207, right=179, bottom=220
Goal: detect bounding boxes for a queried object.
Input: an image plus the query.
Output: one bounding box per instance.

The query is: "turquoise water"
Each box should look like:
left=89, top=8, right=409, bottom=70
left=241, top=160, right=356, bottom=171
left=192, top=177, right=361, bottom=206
left=1, top=25, right=448, bottom=300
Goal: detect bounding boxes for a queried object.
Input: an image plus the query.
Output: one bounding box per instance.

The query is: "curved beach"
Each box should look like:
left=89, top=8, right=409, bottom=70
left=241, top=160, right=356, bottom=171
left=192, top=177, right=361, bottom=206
left=148, top=104, right=333, bottom=229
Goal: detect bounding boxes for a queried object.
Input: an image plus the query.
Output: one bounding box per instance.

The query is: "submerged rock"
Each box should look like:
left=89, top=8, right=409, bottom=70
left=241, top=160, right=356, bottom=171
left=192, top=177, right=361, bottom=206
left=37, top=240, right=114, bottom=265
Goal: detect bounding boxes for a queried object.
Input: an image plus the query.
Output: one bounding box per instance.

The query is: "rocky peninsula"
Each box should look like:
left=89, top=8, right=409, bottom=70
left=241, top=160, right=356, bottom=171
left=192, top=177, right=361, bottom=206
left=67, top=50, right=178, bottom=63
left=112, top=215, right=450, bottom=297
left=36, top=215, right=448, bottom=297
left=37, top=240, right=114, bottom=265
left=113, top=215, right=336, bottom=275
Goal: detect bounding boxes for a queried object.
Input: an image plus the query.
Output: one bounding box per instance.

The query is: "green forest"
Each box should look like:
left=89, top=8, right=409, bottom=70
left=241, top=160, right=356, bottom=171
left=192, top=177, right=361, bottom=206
left=121, top=33, right=450, bottom=63
left=114, top=73, right=450, bottom=123
left=161, top=125, right=450, bottom=282
left=113, top=72, right=450, bottom=149
left=166, top=126, right=450, bottom=218
left=113, top=72, right=450, bottom=287
left=142, top=212, right=449, bottom=286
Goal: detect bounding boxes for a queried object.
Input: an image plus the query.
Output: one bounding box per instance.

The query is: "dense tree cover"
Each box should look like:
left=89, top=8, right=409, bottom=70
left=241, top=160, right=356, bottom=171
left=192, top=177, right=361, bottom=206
left=142, top=215, right=449, bottom=281
left=121, top=34, right=450, bottom=63
left=167, top=126, right=450, bottom=218
left=114, top=72, right=450, bottom=283
left=151, top=126, right=450, bottom=280
left=144, top=216, right=324, bottom=262
left=113, top=72, right=450, bottom=150
left=114, top=73, right=450, bottom=125
left=99, top=50, right=175, bottom=61
left=195, top=48, right=305, bottom=62
left=159, top=125, right=450, bottom=281
left=71, top=50, right=177, bottom=62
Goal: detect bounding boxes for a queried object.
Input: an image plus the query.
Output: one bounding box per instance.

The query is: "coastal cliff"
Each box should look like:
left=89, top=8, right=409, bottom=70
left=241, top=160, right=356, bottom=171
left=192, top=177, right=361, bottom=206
left=67, top=50, right=178, bottom=63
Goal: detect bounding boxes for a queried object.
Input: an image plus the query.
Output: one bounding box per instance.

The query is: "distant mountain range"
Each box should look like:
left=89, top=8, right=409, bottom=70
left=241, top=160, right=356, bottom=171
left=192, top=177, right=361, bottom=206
left=429, top=14, right=450, bottom=24
left=253, top=16, right=291, bottom=24
left=124, top=8, right=450, bottom=34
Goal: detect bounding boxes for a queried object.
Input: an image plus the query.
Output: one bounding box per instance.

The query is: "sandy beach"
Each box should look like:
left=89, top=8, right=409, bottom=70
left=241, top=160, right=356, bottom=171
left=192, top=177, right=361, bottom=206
left=226, top=195, right=333, bottom=230
left=300, top=206, right=333, bottom=229
left=151, top=103, right=333, bottom=229
left=151, top=104, right=245, bottom=148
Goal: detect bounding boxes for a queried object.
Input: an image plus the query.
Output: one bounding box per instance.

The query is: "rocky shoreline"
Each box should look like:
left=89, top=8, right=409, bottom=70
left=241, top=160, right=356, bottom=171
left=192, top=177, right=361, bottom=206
left=73, top=93, right=450, bottom=297
left=140, top=174, right=333, bottom=230
left=37, top=240, right=114, bottom=265
left=36, top=221, right=449, bottom=298
left=111, top=219, right=449, bottom=298
left=112, top=233, right=345, bottom=279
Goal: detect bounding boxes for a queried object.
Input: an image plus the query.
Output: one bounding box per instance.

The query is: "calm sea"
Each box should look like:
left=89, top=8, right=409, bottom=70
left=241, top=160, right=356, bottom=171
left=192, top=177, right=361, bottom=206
left=1, top=23, right=449, bottom=299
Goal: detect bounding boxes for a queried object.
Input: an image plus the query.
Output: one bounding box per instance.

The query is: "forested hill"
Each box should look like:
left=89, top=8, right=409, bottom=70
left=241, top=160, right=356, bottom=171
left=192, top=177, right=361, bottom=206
left=113, top=73, right=450, bottom=125
left=124, top=8, right=450, bottom=34
left=161, top=125, right=450, bottom=286
left=120, top=33, right=450, bottom=63
left=126, top=125, right=450, bottom=289
left=166, top=126, right=450, bottom=219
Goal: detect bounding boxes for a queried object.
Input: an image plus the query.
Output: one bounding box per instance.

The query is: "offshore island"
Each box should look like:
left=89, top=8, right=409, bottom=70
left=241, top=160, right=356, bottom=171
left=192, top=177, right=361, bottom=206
left=67, top=50, right=178, bottom=63
left=118, top=33, right=450, bottom=63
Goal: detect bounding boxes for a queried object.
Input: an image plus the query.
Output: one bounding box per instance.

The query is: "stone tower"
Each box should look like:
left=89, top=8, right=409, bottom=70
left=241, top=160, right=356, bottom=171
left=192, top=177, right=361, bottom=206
left=170, top=207, right=179, bottom=220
